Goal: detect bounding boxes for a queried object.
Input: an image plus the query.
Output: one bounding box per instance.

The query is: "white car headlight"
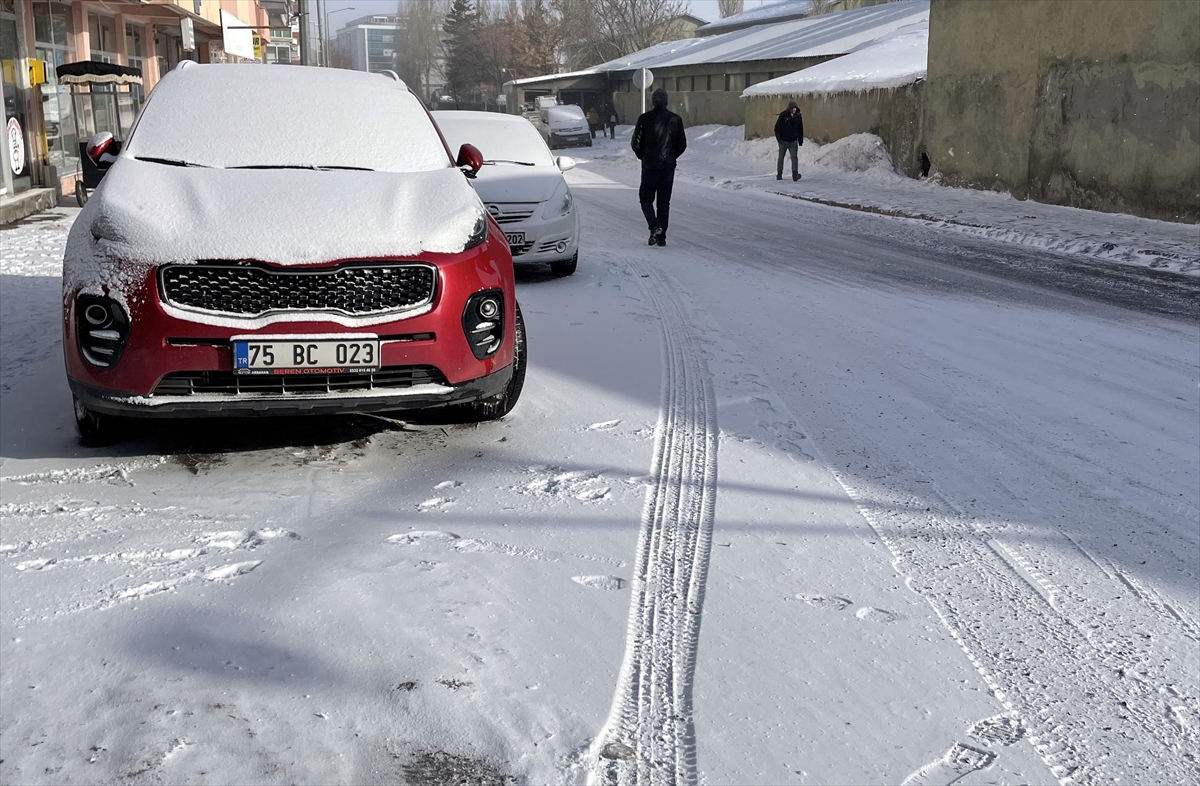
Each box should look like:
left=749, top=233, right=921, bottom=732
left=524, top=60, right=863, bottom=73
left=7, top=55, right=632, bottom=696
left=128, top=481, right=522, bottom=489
left=542, top=182, right=573, bottom=220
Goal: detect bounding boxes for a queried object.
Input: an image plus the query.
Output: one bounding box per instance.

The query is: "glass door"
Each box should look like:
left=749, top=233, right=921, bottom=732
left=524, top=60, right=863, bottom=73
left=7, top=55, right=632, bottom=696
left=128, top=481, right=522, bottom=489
left=1, top=8, right=33, bottom=194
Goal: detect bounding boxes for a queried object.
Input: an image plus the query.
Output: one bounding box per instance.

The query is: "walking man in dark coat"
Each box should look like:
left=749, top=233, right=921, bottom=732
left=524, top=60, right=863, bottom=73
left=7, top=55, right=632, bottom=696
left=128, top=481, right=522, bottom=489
left=775, top=100, right=803, bottom=181
left=631, top=88, right=687, bottom=247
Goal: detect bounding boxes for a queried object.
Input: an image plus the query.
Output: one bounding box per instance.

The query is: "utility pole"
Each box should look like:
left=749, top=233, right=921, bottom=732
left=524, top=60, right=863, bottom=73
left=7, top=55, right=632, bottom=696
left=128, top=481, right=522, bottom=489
left=315, top=0, right=325, bottom=66
left=298, top=0, right=310, bottom=65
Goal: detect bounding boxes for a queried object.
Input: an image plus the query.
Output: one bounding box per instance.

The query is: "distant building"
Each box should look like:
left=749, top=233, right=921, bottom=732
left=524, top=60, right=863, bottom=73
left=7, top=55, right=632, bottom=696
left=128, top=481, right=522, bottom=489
left=334, top=13, right=398, bottom=74
left=661, top=13, right=709, bottom=40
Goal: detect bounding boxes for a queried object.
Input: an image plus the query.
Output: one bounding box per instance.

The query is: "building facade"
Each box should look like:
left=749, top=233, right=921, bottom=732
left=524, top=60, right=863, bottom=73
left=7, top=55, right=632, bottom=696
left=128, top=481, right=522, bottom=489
left=333, top=13, right=397, bottom=74
left=1, top=0, right=269, bottom=214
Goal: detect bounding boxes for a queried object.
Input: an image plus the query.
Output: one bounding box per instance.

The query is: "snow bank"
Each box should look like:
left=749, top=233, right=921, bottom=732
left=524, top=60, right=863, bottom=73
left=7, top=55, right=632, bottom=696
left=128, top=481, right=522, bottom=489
left=743, top=20, right=928, bottom=97
left=686, top=125, right=900, bottom=177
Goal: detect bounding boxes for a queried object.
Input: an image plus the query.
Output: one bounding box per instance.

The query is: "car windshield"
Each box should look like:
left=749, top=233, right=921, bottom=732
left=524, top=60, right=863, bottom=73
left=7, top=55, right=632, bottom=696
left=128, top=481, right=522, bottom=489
left=547, top=106, right=586, bottom=124
left=434, top=112, right=555, bottom=167
left=125, top=65, right=452, bottom=173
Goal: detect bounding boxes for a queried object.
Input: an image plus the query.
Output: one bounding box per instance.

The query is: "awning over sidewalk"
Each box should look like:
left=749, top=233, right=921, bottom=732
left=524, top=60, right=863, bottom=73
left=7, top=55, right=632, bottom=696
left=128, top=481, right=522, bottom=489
left=56, top=61, right=143, bottom=86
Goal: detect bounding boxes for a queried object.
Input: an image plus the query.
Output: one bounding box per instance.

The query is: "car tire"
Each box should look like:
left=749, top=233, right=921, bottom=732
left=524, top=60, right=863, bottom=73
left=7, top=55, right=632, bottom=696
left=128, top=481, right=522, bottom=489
left=75, top=181, right=87, bottom=208
left=457, top=303, right=527, bottom=422
left=550, top=253, right=578, bottom=277
left=73, top=395, right=123, bottom=446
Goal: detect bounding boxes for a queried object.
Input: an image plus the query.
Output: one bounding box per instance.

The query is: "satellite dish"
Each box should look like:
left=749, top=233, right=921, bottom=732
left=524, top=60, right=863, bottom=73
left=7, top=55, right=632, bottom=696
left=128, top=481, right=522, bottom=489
left=632, top=68, right=654, bottom=89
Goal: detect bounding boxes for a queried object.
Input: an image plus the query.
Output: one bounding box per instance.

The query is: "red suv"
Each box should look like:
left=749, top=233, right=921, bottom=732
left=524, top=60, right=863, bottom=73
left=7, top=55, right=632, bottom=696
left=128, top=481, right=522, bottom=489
left=63, top=64, right=525, bottom=443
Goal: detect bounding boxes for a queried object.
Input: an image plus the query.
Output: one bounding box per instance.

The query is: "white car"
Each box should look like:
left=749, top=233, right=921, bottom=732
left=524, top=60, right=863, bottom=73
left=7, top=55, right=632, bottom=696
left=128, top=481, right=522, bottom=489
left=434, top=110, right=580, bottom=276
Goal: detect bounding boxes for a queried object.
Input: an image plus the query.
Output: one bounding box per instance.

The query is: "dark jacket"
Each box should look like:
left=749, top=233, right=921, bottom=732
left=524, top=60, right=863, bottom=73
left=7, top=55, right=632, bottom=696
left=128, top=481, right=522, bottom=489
left=774, top=101, right=804, bottom=144
left=631, top=106, right=687, bottom=169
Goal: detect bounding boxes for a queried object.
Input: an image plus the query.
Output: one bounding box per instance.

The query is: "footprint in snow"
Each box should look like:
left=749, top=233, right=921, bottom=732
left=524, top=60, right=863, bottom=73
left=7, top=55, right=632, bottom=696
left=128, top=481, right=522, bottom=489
left=388, top=531, right=461, bottom=546
left=901, top=742, right=995, bottom=786
left=434, top=480, right=462, bottom=491
left=854, top=606, right=899, bottom=623
left=796, top=593, right=853, bottom=611
left=967, top=715, right=1025, bottom=747
left=572, top=575, right=626, bottom=590
left=576, top=486, right=612, bottom=502
left=205, top=560, right=263, bottom=580
left=418, top=497, right=454, bottom=511
left=586, top=419, right=622, bottom=431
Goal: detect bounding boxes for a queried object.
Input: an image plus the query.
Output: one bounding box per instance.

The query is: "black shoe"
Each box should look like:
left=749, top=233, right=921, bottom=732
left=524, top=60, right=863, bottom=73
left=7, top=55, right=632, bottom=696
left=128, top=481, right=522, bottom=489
left=776, top=174, right=782, bottom=180
left=793, top=173, right=801, bottom=181
left=648, top=230, right=658, bottom=246
left=656, top=233, right=666, bottom=247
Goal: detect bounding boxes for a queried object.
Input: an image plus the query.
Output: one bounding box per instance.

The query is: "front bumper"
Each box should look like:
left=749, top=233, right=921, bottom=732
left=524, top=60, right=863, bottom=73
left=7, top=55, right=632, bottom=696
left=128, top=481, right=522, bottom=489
left=549, top=131, right=592, bottom=148
left=504, top=208, right=579, bottom=263
left=69, top=363, right=512, bottom=417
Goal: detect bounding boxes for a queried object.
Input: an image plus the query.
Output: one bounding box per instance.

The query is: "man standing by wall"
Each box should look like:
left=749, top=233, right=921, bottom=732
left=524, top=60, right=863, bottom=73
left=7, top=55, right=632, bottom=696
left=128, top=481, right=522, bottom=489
left=631, top=88, right=687, bottom=247
left=775, top=100, right=804, bottom=181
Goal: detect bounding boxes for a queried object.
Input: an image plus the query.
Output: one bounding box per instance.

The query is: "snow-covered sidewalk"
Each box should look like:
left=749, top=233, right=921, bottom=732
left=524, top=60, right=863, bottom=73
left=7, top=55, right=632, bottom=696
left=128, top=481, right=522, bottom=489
left=583, top=125, right=1199, bottom=276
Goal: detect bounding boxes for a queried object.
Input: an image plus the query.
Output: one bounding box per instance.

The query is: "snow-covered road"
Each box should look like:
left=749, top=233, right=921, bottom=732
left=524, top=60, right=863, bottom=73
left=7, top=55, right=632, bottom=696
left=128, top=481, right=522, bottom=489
left=2, top=144, right=1197, bottom=785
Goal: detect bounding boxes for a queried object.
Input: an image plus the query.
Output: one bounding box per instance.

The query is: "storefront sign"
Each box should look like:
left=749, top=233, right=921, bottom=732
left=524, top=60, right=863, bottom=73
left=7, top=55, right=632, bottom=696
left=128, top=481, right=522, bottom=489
left=7, top=116, right=25, bottom=175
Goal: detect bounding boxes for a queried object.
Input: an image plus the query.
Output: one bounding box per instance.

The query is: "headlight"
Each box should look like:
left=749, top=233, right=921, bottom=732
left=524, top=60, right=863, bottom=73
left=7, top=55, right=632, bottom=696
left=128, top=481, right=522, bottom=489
left=541, top=182, right=573, bottom=219
left=464, top=210, right=488, bottom=250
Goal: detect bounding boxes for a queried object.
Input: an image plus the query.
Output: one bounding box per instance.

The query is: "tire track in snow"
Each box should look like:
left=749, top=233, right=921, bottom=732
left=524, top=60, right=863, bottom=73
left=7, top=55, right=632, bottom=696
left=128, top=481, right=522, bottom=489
left=587, top=260, right=718, bottom=786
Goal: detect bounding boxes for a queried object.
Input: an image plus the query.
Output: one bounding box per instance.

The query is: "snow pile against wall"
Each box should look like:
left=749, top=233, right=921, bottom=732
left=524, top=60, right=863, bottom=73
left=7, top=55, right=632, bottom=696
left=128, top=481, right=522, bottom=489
left=744, top=20, right=928, bottom=97
left=715, top=127, right=899, bottom=177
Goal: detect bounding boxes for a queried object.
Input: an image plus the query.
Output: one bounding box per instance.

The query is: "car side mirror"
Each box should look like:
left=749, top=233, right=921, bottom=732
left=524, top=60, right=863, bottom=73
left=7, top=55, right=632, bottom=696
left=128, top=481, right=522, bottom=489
left=85, top=132, right=116, bottom=167
left=556, top=156, right=576, bottom=172
left=456, top=143, right=483, bottom=177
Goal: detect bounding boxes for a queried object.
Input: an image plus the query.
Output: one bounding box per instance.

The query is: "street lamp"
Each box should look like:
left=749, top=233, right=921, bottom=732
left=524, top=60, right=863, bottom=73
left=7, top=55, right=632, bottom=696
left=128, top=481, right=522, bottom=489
left=323, top=6, right=356, bottom=67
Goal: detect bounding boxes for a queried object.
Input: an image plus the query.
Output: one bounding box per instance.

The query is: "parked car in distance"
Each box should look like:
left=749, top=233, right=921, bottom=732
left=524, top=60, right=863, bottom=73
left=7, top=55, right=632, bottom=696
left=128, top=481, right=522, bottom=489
left=433, top=111, right=579, bottom=276
left=63, top=63, right=526, bottom=444
left=538, top=104, right=591, bottom=149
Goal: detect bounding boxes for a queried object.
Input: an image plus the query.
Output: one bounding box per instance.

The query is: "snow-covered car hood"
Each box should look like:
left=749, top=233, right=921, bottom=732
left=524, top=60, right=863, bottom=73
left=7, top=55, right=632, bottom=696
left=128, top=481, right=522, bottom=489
left=76, top=157, right=484, bottom=267
left=469, top=165, right=565, bottom=204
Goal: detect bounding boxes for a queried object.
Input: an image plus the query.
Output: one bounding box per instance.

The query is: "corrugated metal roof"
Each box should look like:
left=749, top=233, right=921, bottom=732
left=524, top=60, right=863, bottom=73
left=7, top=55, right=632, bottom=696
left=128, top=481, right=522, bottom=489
left=502, top=0, right=927, bottom=87
left=695, top=0, right=815, bottom=36
left=595, top=0, right=928, bottom=71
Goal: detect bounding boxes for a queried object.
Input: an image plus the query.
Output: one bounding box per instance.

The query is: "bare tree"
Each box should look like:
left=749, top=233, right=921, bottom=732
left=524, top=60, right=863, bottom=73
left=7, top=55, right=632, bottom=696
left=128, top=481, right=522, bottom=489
left=396, top=0, right=448, bottom=102
left=717, top=0, right=744, bottom=18
left=554, top=0, right=685, bottom=69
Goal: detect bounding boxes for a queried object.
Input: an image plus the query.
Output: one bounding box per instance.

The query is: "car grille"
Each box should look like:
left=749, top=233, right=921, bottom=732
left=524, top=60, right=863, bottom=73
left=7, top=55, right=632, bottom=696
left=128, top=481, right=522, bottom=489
left=487, top=205, right=537, bottom=225
left=151, top=366, right=447, bottom=397
left=159, top=263, right=437, bottom=317
left=510, top=240, right=536, bottom=257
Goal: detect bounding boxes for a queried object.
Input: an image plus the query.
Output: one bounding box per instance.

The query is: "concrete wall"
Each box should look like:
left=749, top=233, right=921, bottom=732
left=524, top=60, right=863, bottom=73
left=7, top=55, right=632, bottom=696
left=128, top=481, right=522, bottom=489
left=925, top=0, right=1200, bottom=222
left=744, top=82, right=926, bottom=177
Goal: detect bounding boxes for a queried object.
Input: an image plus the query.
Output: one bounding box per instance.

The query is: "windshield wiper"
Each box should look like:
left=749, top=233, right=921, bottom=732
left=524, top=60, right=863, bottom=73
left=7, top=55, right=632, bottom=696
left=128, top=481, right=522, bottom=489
left=135, top=156, right=208, bottom=168
left=229, top=164, right=375, bottom=171
left=483, top=159, right=536, bottom=166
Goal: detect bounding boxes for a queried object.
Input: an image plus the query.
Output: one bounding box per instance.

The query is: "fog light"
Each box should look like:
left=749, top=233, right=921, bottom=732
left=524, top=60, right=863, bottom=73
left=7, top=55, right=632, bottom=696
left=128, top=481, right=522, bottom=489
left=555, top=241, right=567, bottom=253
left=463, top=290, right=505, bottom=360
left=76, top=294, right=130, bottom=368
left=478, top=297, right=500, bottom=320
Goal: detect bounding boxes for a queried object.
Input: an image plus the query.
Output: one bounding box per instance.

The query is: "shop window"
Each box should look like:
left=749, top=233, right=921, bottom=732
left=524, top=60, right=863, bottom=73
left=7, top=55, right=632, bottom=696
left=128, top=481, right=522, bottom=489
left=125, top=23, right=143, bottom=58
left=89, top=14, right=118, bottom=62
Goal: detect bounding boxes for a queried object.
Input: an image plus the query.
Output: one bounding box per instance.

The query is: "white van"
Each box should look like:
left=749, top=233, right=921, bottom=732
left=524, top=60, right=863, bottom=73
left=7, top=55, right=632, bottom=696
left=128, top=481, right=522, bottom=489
left=538, top=104, right=591, bottom=149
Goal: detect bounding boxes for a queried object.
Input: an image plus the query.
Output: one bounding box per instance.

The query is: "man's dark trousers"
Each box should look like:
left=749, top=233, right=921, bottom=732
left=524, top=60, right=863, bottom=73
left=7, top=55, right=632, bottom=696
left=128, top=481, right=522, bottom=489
left=639, top=167, right=675, bottom=234
left=777, top=140, right=799, bottom=179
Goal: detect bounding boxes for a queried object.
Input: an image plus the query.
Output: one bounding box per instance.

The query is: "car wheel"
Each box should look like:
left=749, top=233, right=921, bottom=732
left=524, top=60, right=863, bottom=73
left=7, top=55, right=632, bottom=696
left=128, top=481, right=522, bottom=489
left=75, top=181, right=87, bottom=208
left=550, top=252, right=578, bottom=277
left=457, top=304, right=527, bottom=422
left=73, top=395, right=123, bottom=446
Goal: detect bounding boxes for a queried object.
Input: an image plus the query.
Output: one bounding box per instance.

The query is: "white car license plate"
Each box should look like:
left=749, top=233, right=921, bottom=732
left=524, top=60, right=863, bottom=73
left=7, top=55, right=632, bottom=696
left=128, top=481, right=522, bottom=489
left=505, top=231, right=525, bottom=247
left=232, top=335, right=380, bottom=375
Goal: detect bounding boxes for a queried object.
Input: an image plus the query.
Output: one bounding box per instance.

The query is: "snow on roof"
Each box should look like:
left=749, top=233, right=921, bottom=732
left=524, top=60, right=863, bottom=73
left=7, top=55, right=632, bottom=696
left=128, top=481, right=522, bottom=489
left=695, top=0, right=815, bottom=35
left=743, top=18, right=928, bottom=98
left=592, top=0, right=928, bottom=72
left=128, top=64, right=449, bottom=173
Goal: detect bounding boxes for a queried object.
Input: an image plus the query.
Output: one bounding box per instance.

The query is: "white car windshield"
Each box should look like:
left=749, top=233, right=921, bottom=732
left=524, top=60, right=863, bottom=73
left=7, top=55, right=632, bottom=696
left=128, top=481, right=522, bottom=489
left=434, top=112, right=555, bottom=167
left=125, top=65, right=452, bottom=173
left=547, top=106, right=586, bottom=125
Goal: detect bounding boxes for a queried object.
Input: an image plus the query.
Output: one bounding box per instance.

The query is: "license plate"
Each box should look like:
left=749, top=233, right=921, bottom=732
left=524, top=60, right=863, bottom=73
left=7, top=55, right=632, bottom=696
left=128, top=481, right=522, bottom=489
left=505, top=232, right=525, bottom=247
left=232, top=335, right=380, bottom=375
